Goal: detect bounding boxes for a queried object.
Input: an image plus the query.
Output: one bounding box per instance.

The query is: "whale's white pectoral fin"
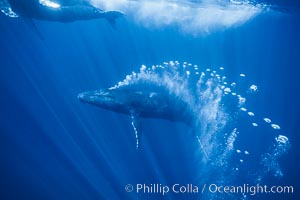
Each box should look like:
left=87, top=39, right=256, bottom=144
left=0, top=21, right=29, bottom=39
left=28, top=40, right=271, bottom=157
left=130, top=110, right=141, bottom=149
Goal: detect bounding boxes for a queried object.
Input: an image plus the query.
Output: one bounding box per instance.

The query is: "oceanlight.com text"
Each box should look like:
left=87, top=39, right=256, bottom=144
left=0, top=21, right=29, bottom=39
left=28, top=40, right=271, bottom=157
left=206, top=183, right=294, bottom=196
left=124, top=183, right=294, bottom=196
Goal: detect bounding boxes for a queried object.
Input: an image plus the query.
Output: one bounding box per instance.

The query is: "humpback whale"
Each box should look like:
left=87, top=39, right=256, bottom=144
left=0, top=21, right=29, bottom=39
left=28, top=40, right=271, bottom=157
left=78, top=85, right=194, bottom=149
left=2, top=0, right=124, bottom=23
left=78, top=86, right=193, bottom=124
left=78, top=62, right=290, bottom=186
left=78, top=63, right=199, bottom=148
left=77, top=61, right=289, bottom=167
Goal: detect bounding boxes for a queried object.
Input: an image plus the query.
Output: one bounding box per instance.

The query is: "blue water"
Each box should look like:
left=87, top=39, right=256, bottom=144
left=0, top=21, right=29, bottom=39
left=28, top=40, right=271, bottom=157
left=0, top=1, right=299, bottom=199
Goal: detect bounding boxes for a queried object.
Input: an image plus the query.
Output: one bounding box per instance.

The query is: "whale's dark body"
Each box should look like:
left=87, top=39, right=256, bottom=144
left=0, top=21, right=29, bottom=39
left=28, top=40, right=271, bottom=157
left=78, top=86, right=193, bottom=124
left=6, top=0, right=123, bottom=22
left=78, top=86, right=194, bottom=148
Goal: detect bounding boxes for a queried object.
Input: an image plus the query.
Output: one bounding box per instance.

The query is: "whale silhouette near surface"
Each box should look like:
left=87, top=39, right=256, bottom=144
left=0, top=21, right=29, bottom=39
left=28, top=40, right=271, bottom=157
left=1, top=0, right=124, bottom=23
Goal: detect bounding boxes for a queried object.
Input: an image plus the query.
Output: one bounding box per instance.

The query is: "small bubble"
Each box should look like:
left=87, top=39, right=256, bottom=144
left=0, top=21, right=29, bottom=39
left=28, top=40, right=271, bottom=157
left=140, top=65, right=146, bottom=71
left=240, top=74, right=246, bottom=77
left=249, top=84, right=258, bottom=92
left=271, top=124, right=280, bottom=130
left=240, top=108, right=247, bottom=112
left=263, top=118, right=272, bottom=123
left=275, top=135, right=288, bottom=144
left=224, top=87, right=231, bottom=93
left=248, top=112, right=255, bottom=116
left=240, top=159, right=244, bottom=163
left=252, top=123, right=258, bottom=127
left=244, top=151, right=249, bottom=155
left=238, top=96, right=246, bottom=104
left=220, top=67, right=224, bottom=70
left=236, top=149, right=241, bottom=153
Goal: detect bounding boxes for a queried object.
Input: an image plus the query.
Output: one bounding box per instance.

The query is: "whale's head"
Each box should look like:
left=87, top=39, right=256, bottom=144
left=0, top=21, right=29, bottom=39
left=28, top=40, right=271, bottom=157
left=78, top=87, right=192, bottom=123
left=78, top=88, right=132, bottom=114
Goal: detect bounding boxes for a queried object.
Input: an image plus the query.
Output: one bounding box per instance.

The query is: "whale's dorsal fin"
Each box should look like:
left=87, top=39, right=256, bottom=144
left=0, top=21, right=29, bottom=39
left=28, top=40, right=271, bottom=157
left=130, top=110, right=141, bottom=149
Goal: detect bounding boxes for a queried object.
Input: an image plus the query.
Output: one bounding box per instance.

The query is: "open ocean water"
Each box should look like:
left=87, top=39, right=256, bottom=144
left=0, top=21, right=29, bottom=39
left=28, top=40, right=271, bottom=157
left=0, top=0, right=299, bottom=199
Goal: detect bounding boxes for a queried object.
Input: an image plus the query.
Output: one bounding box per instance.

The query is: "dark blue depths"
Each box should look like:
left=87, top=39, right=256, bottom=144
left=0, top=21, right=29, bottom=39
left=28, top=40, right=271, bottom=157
left=0, top=2, right=300, bottom=200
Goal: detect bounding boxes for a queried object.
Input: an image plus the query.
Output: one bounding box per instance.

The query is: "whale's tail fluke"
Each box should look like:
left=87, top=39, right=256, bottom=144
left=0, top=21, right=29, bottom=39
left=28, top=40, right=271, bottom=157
left=104, top=10, right=125, bottom=28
